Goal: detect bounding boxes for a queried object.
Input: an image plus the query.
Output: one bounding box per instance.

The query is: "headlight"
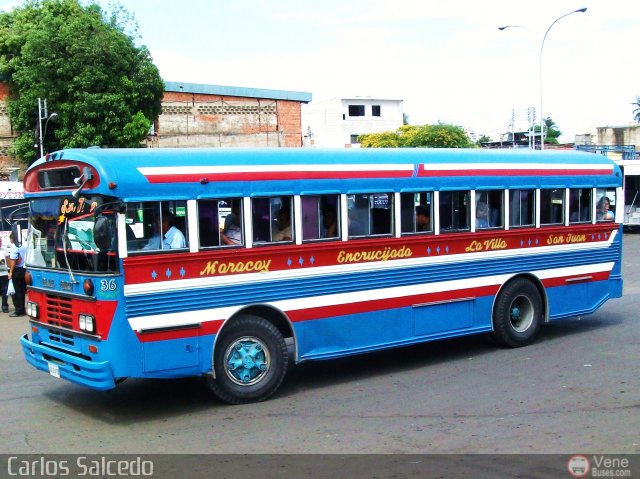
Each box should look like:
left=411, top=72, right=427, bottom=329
left=26, top=301, right=39, bottom=319
left=78, top=314, right=96, bottom=333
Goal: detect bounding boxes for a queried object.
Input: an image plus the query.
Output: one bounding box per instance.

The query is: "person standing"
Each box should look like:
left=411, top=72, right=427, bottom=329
left=7, top=232, right=26, bottom=317
left=0, top=236, right=9, bottom=313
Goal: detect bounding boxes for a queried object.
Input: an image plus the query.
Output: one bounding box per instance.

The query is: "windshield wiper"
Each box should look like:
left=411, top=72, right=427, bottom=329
left=61, top=217, right=77, bottom=284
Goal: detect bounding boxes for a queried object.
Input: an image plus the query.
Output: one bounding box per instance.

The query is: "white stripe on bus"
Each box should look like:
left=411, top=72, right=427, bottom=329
left=126, top=262, right=615, bottom=332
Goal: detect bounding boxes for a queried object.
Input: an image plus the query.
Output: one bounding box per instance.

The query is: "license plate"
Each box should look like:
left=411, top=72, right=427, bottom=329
left=48, top=363, right=60, bottom=378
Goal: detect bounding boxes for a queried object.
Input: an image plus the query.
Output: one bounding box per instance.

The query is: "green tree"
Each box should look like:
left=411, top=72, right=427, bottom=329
left=477, top=134, right=491, bottom=145
left=0, top=0, right=164, bottom=164
left=360, top=123, right=474, bottom=148
left=532, top=117, right=562, bottom=146
left=358, top=131, right=400, bottom=148
left=544, top=117, right=561, bottom=145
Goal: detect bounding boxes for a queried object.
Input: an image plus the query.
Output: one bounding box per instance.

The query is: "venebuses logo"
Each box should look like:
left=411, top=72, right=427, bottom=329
left=567, top=455, right=590, bottom=477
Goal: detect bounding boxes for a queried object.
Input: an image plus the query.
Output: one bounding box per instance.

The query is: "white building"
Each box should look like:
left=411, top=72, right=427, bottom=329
left=303, top=97, right=403, bottom=148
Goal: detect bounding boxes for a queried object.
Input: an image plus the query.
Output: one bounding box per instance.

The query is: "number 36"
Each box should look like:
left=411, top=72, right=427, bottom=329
left=100, top=279, right=117, bottom=292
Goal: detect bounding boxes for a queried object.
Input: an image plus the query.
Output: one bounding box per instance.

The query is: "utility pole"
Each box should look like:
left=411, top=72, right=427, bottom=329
left=37, top=98, right=47, bottom=158
left=37, top=98, right=57, bottom=158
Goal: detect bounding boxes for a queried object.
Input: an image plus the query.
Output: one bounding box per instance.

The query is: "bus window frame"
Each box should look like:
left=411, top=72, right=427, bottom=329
left=568, top=187, right=593, bottom=225
left=475, top=189, right=505, bottom=231
left=439, top=190, right=471, bottom=233
left=539, top=188, right=565, bottom=227
left=346, top=191, right=395, bottom=239
left=400, top=190, right=434, bottom=236
left=300, top=193, right=342, bottom=243
left=197, top=197, right=245, bottom=250
left=251, top=195, right=295, bottom=245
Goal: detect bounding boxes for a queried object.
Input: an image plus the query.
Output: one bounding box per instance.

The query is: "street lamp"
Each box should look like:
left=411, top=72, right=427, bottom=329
left=499, top=8, right=587, bottom=150
left=539, top=8, right=587, bottom=150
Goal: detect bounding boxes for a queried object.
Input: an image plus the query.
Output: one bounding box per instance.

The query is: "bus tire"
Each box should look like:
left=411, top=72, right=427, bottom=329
left=491, top=278, right=542, bottom=348
left=207, top=315, right=288, bottom=404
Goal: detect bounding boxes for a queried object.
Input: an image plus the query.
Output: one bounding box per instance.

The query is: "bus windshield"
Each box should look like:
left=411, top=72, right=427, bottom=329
left=27, top=195, right=119, bottom=273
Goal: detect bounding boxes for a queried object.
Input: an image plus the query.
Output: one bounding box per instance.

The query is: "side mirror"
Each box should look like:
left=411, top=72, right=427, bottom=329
left=93, top=216, right=113, bottom=251
left=10, top=224, right=21, bottom=247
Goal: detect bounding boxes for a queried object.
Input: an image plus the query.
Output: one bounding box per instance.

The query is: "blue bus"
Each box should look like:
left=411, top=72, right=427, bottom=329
left=20, top=148, right=623, bottom=403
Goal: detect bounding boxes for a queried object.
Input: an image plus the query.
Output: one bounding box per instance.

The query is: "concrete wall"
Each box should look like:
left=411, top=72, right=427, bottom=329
left=596, top=125, right=640, bottom=148
left=154, top=91, right=304, bottom=148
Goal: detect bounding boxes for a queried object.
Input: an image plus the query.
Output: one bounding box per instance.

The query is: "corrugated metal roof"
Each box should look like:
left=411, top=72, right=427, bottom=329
left=164, top=81, right=312, bottom=103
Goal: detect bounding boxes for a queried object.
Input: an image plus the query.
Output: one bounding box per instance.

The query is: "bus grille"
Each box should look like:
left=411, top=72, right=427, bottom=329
left=47, top=328, right=75, bottom=346
left=45, top=294, right=74, bottom=329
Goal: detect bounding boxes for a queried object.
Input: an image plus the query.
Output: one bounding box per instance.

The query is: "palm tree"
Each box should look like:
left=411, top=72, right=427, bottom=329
left=633, top=96, right=640, bottom=123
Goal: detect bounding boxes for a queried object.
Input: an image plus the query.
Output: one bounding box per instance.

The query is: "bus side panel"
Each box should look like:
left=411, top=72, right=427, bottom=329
left=293, top=299, right=493, bottom=361
left=413, top=298, right=475, bottom=335
left=546, top=281, right=609, bottom=320
left=137, top=333, right=216, bottom=376
left=546, top=225, right=623, bottom=320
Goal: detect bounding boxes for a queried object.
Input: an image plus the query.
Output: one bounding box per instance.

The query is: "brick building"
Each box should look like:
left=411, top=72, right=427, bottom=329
left=0, top=81, right=312, bottom=177
left=155, top=82, right=311, bottom=148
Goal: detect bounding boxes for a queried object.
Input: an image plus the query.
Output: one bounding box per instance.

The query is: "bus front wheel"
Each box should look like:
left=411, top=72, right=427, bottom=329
left=207, top=315, right=288, bottom=404
left=492, top=278, right=543, bottom=348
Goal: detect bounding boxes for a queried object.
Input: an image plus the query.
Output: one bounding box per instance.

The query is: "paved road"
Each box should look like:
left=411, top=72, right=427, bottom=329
left=1, top=235, right=638, bottom=455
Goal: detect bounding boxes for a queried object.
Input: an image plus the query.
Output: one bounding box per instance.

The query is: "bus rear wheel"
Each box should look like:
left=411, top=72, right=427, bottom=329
left=207, top=315, right=288, bottom=404
left=491, top=278, right=543, bottom=348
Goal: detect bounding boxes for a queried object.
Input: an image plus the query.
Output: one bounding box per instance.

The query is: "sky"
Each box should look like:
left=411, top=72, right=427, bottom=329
left=2, top=0, right=639, bottom=142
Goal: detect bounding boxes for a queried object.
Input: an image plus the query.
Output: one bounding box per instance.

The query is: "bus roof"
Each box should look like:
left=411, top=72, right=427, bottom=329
left=25, top=148, right=622, bottom=200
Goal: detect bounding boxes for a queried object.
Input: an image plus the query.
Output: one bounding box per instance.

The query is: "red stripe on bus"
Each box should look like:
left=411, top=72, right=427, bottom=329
left=541, top=270, right=611, bottom=288
left=287, top=285, right=500, bottom=322
left=135, top=319, right=222, bottom=343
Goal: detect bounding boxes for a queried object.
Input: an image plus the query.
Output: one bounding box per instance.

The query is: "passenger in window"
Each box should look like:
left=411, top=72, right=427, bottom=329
left=596, top=197, right=614, bottom=221
left=221, top=201, right=242, bottom=245
left=272, top=208, right=292, bottom=241
left=476, top=201, right=490, bottom=228
left=143, top=212, right=186, bottom=250
left=322, top=205, right=338, bottom=238
left=415, top=206, right=431, bottom=232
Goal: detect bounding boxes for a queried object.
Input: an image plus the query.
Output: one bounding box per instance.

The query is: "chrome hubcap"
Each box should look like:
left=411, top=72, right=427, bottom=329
left=224, top=336, right=270, bottom=386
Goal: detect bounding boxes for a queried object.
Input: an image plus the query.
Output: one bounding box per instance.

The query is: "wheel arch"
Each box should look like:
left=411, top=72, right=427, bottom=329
left=493, top=273, right=549, bottom=325
left=211, top=304, right=297, bottom=377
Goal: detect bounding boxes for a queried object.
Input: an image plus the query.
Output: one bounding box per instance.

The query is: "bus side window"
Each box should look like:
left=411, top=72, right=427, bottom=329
left=476, top=190, right=504, bottom=229
left=126, top=201, right=188, bottom=253
left=569, top=188, right=592, bottom=223
left=596, top=188, right=615, bottom=222
left=252, top=196, right=294, bottom=244
left=400, top=192, right=433, bottom=234
left=301, top=194, right=340, bottom=241
left=439, top=191, right=470, bottom=232
left=198, top=200, right=219, bottom=247
left=540, top=189, right=564, bottom=226
left=509, top=189, right=535, bottom=228
left=348, top=193, right=393, bottom=237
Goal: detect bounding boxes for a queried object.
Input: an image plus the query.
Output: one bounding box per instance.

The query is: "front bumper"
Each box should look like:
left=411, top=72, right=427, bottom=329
left=20, top=334, right=115, bottom=391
